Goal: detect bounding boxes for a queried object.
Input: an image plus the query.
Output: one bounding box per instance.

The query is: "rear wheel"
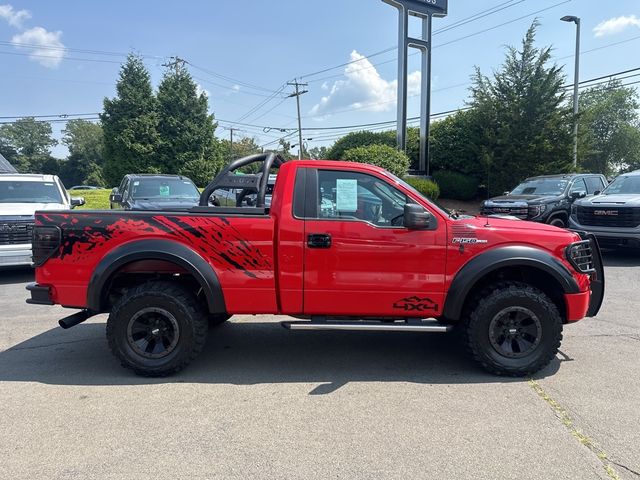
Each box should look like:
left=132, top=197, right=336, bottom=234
left=462, top=282, right=562, bottom=376
left=106, top=281, right=208, bottom=376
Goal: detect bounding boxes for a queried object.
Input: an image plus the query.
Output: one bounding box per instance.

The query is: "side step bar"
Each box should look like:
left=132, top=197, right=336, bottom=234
left=281, top=320, right=452, bottom=333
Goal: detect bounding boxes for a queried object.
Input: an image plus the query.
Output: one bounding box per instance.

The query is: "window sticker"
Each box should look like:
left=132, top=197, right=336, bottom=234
left=336, top=179, right=358, bottom=212
left=159, top=185, right=170, bottom=196
left=133, top=181, right=140, bottom=186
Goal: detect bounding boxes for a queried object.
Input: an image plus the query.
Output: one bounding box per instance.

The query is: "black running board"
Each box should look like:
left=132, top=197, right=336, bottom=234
left=281, top=320, right=451, bottom=333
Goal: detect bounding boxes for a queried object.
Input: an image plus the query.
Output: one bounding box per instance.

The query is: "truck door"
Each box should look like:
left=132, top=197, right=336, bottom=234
left=300, top=167, right=447, bottom=317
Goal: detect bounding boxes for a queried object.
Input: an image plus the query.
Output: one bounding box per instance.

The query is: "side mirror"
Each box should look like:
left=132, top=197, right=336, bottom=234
left=404, top=204, right=434, bottom=230
left=503, top=191, right=511, bottom=196
left=571, top=191, right=587, bottom=200
left=110, top=193, right=123, bottom=203
left=593, top=190, right=601, bottom=196
left=70, top=197, right=85, bottom=208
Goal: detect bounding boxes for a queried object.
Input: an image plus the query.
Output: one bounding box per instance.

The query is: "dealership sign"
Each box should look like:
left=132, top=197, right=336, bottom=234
left=384, top=0, right=448, bottom=17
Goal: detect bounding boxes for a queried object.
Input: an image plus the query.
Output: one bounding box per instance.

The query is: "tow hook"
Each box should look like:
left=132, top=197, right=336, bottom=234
left=59, top=310, right=94, bottom=329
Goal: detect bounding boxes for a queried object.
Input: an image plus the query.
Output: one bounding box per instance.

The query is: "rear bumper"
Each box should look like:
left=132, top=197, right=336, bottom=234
left=26, top=282, right=54, bottom=305
left=0, top=244, right=33, bottom=267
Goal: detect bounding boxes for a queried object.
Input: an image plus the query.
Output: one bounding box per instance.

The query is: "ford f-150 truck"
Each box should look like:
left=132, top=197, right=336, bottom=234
left=27, top=154, right=604, bottom=377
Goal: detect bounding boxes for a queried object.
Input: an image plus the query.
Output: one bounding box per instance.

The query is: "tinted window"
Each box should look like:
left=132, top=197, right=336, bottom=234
left=0, top=181, right=62, bottom=203
left=585, top=177, right=605, bottom=194
left=603, top=175, right=640, bottom=195
left=570, top=178, right=587, bottom=195
left=511, top=178, right=569, bottom=195
left=316, top=170, right=408, bottom=226
left=131, top=178, right=199, bottom=200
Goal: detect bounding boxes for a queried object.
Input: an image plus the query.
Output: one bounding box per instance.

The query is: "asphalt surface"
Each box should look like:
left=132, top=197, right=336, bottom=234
left=1, top=252, right=639, bottom=480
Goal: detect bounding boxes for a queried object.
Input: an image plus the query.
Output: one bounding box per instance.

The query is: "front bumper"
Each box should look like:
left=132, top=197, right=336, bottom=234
left=0, top=244, right=33, bottom=267
left=566, top=232, right=605, bottom=319
left=569, top=218, right=640, bottom=248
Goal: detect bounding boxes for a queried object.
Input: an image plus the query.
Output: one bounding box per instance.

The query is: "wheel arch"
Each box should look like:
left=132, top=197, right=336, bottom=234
left=87, top=239, right=226, bottom=314
left=442, top=246, right=579, bottom=322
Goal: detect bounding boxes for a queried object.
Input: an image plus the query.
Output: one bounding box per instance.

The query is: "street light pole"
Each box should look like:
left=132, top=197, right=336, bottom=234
left=561, top=15, right=581, bottom=169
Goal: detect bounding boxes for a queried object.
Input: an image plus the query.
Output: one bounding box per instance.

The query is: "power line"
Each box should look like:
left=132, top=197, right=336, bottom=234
left=305, top=0, right=571, bottom=86
left=299, top=0, right=527, bottom=80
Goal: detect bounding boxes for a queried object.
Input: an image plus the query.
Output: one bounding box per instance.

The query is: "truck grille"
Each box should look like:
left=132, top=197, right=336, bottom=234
left=482, top=206, right=528, bottom=219
left=576, top=206, right=640, bottom=228
left=0, top=220, right=34, bottom=245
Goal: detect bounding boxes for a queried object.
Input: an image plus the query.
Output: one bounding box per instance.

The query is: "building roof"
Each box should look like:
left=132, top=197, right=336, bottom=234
left=0, top=153, right=17, bottom=174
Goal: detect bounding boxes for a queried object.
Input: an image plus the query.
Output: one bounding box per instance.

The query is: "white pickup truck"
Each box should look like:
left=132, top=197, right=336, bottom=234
left=0, top=174, right=85, bottom=267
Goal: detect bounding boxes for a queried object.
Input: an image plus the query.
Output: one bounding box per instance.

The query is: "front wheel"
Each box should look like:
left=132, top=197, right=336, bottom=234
left=106, top=281, right=209, bottom=376
left=462, top=282, right=562, bottom=376
left=549, top=217, right=566, bottom=228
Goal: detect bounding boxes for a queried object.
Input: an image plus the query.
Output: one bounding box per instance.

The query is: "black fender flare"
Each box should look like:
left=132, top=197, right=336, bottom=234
left=87, top=239, right=226, bottom=314
left=442, top=246, right=579, bottom=321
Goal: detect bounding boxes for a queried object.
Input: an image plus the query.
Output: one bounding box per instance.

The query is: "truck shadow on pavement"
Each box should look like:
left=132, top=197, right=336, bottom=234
left=0, top=268, right=33, bottom=285
left=0, top=319, right=561, bottom=393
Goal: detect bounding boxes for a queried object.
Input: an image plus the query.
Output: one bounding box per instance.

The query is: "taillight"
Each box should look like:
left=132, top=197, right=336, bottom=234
left=32, top=226, right=61, bottom=266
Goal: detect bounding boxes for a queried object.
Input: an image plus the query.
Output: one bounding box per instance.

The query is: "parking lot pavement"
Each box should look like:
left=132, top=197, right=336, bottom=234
left=0, top=253, right=638, bottom=480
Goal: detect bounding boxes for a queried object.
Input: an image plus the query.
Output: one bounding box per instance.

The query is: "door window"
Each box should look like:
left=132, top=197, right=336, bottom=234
left=585, top=177, right=605, bottom=194
left=316, top=170, right=408, bottom=227
left=569, top=178, right=587, bottom=196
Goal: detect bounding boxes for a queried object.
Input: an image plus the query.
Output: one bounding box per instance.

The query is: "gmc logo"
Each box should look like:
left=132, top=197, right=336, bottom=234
left=593, top=210, right=618, bottom=216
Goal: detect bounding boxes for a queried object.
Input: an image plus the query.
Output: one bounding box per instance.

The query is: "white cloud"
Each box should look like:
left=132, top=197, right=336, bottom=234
left=309, top=50, right=421, bottom=118
left=594, top=15, right=640, bottom=37
left=11, top=26, right=66, bottom=68
left=0, top=4, right=31, bottom=28
left=232, top=84, right=240, bottom=92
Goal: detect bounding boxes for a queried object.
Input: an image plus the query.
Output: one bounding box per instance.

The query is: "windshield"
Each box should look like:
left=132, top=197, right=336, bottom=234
left=0, top=180, right=63, bottom=204
left=602, top=175, right=640, bottom=195
left=131, top=178, right=199, bottom=200
left=510, top=178, right=569, bottom=196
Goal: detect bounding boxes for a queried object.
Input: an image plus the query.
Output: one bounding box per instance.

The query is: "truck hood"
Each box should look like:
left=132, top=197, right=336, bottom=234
left=484, top=194, right=558, bottom=205
left=577, top=195, right=640, bottom=206
left=0, top=202, right=68, bottom=217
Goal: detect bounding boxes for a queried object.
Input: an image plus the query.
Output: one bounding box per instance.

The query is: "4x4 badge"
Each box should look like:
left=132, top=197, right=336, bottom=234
left=393, top=296, right=438, bottom=312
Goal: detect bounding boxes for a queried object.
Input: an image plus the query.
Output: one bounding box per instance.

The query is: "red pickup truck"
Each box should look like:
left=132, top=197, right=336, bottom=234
left=27, top=154, right=604, bottom=377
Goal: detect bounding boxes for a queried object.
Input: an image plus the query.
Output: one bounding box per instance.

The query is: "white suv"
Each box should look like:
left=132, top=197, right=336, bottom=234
left=0, top=174, right=85, bottom=267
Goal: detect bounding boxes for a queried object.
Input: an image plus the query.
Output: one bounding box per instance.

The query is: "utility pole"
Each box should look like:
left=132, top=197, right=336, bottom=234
left=287, top=80, right=308, bottom=160
left=162, top=56, right=187, bottom=74
left=561, top=15, right=581, bottom=169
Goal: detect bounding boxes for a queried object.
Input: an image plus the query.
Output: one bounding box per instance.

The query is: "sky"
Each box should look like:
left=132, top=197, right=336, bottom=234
left=1, top=0, right=640, bottom=159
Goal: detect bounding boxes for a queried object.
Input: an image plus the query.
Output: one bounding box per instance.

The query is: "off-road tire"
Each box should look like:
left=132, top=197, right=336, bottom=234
left=106, top=281, right=208, bottom=377
left=462, top=281, right=562, bottom=376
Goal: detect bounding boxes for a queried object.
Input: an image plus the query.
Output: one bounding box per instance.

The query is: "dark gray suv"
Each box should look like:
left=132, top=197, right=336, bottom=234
left=570, top=170, right=640, bottom=248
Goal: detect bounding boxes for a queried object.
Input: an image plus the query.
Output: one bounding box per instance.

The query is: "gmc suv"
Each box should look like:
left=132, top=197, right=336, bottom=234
left=481, top=174, right=607, bottom=228
left=570, top=170, right=640, bottom=248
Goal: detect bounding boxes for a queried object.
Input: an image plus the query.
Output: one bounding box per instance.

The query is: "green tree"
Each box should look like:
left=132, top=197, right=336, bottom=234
left=578, top=80, right=640, bottom=175
left=156, top=64, right=222, bottom=178
left=220, top=136, right=262, bottom=162
left=101, top=54, right=160, bottom=186
left=326, top=130, right=396, bottom=160
left=0, top=117, right=58, bottom=173
left=343, top=144, right=410, bottom=177
left=59, top=120, right=106, bottom=187
left=308, top=146, right=328, bottom=160
left=470, top=22, right=573, bottom=196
